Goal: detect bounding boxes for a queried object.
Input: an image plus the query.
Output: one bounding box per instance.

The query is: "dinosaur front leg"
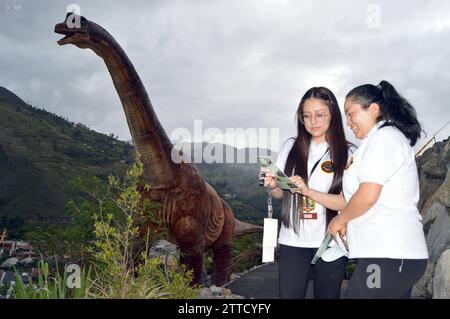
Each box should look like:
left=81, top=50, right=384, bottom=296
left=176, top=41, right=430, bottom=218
left=211, top=203, right=234, bottom=286
left=211, top=242, right=232, bottom=286
left=173, top=215, right=205, bottom=286
left=179, top=249, right=204, bottom=286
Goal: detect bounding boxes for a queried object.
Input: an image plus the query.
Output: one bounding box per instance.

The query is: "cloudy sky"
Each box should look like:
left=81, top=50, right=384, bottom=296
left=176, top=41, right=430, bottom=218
left=1, top=0, right=449, bottom=153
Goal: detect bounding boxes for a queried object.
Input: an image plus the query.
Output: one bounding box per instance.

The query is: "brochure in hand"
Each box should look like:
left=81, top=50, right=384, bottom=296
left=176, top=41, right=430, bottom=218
left=257, top=156, right=299, bottom=190
left=311, top=231, right=349, bottom=264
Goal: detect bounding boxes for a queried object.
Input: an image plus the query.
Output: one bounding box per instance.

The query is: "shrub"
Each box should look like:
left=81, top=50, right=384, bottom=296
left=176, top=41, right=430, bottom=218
left=14, top=154, right=197, bottom=299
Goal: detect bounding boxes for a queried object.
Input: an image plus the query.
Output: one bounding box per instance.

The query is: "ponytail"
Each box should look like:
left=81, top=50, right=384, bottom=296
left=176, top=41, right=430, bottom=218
left=378, top=81, right=422, bottom=146
left=346, top=80, right=422, bottom=146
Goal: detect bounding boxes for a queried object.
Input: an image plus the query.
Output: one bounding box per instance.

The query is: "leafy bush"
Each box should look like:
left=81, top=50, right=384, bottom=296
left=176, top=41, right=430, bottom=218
left=87, top=156, right=197, bottom=298
left=14, top=154, right=197, bottom=299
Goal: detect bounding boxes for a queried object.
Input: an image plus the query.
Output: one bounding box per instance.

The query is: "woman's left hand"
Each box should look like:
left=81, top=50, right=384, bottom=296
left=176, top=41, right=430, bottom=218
left=289, top=175, right=309, bottom=195
left=328, top=215, right=347, bottom=238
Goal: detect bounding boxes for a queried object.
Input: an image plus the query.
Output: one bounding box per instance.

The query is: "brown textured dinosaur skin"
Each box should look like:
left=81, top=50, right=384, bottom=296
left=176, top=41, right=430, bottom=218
left=55, top=14, right=262, bottom=286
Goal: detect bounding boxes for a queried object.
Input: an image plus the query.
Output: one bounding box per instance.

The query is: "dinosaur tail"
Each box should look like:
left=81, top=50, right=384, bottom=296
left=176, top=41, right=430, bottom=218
left=233, top=218, right=264, bottom=236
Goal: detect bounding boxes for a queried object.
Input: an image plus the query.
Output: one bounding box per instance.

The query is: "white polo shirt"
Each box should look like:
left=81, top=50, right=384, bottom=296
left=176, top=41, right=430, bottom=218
left=276, top=138, right=348, bottom=249
left=343, top=122, right=429, bottom=259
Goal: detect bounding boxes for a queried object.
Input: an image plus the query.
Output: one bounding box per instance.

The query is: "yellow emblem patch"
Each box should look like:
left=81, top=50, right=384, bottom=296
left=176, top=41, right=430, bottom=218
left=321, top=160, right=335, bottom=173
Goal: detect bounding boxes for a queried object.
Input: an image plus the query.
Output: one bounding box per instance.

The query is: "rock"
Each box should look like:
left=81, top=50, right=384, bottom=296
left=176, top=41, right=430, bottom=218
left=417, top=139, right=449, bottom=209
left=223, top=288, right=233, bottom=297
left=196, top=285, right=244, bottom=299
left=417, top=146, right=435, bottom=167
left=422, top=153, right=446, bottom=179
left=412, top=260, right=435, bottom=298
left=421, top=189, right=447, bottom=230
left=229, top=273, right=243, bottom=281
left=149, top=239, right=180, bottom=271
left=437, top=170, right=450, bottom=207
left=149, top=239, right=179, bottom=256
left=432, top=249, right=450, bottom=299
left=197, top=287, right=213, bottom=299
left=414, top=137, right=450, bottom=299
left=439, top=139, right=450, bottom=166
left=419, top=177, right=444, bottom=210
left=421, top=170, right=450, bottom=234
left=426, top=207, right=450, bottom=263
left=210, top=284, right=224, bottom=295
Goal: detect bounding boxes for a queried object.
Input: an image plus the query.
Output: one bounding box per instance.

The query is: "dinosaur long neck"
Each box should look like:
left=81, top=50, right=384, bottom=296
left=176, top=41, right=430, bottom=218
left=90, top=28, right=179, bottom=187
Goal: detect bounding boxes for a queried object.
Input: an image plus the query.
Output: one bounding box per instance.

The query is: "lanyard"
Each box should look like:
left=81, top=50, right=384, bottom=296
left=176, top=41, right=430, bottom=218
left=266, top=187, right=273, bottom=219
left=309, top=148, right=329, bottom=178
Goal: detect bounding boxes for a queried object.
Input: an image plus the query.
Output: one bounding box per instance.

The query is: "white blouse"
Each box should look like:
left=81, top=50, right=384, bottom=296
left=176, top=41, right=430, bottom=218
left=343, top=122, right=429, bottom=259
left=276, top=139, right=342, bottom=249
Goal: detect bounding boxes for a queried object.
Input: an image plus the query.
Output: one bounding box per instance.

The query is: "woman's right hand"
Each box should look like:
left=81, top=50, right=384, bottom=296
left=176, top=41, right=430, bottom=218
left=259, top=168, right=278, bottom=189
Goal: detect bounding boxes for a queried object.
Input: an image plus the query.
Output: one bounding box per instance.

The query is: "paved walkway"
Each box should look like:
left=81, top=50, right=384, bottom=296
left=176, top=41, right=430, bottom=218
left=226, top=262, right=347, bottom=299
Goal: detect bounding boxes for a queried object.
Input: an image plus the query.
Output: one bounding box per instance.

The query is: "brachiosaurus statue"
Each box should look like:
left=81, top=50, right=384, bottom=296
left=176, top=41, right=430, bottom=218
left=55, top=14, right=263, bottom=286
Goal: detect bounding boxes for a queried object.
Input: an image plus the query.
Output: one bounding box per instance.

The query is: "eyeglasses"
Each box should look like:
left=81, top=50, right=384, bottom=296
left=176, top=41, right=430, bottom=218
left=299, top=112, right=330, bottom=124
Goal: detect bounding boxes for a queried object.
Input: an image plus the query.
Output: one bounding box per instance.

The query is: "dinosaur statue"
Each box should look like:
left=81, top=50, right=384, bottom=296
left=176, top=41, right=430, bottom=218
left=55, top=14, right=263, bottom=286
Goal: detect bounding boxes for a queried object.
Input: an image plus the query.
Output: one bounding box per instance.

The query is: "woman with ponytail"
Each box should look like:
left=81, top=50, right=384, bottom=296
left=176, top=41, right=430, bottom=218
left=293, top=81, right=428, bottom=298
left=261, top=87, right=354, bottom=299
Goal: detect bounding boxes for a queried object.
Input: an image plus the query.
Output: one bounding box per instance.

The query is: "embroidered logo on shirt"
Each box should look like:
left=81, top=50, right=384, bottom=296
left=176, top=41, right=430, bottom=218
left=321, top=160, right=335, bottom=173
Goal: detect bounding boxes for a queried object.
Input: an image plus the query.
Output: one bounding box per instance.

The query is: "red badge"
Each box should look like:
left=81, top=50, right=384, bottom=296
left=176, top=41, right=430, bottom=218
left=300, top=212, right=318, bottom=220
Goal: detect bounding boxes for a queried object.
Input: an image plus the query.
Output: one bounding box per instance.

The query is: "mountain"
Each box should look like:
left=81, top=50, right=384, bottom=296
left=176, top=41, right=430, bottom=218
left=0, top=87, right=277, bottom=236
left=0, top=87, right=136, bottom=236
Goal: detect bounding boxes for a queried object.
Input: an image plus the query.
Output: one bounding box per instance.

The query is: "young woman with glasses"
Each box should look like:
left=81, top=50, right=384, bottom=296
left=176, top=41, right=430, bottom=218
left=261, top=87, right=354, bottom=298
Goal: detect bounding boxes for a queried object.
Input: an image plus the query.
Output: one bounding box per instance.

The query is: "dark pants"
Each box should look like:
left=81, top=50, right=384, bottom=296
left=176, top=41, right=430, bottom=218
left=278, top=244, right=347, bottom=299
left=345, top=258, right=427, bottom=299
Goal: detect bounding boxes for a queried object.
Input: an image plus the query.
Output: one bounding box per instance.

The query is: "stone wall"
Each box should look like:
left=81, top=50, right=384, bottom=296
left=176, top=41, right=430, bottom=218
left=413, top=137, right=450, bottom=299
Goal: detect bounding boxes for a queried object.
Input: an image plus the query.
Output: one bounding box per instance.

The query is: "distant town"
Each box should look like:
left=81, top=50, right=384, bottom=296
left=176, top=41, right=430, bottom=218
left=0, top=230, right=40, bottom=298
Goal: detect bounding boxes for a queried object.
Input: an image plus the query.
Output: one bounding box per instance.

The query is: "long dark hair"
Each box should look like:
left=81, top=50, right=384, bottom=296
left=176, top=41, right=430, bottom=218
left=346, top=80, right=422, bottom=146
left=282, top=87, right=350, bottom=233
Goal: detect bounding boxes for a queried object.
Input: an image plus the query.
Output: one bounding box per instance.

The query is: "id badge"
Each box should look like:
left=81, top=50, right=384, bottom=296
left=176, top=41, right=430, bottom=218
left=300, top=196, right=317, bottom=220
left=262, top=218, right=278, bottom=263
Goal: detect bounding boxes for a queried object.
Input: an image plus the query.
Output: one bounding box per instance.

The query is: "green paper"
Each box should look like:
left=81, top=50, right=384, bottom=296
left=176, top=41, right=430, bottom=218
left=311, top=232, right=333, bottom=265
left=257, top=156, right=299, bottom=190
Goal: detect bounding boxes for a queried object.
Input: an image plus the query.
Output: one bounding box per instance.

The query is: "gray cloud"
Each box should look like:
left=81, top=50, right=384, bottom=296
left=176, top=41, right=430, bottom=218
left=0, top=0, right=449, bottom=153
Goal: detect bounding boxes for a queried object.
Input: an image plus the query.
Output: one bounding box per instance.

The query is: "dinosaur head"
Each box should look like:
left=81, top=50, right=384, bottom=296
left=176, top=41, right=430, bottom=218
left=54, top=13, right=92, bottom=48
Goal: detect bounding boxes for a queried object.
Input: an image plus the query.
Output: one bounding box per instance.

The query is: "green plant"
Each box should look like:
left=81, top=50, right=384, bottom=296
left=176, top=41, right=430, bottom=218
left=14, top=154, right=197, bottom=299
left=0, top=282, right=10, bottom=297
left=13, top=260, right=93, bottom=299
left=345, top=259, right=356, bottom=279
left=86, top=154, right=197, bottom=299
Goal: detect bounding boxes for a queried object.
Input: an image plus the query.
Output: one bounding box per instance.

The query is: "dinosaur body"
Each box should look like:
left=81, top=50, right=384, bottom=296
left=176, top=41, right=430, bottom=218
left=55, top=14, right=262, bottom=285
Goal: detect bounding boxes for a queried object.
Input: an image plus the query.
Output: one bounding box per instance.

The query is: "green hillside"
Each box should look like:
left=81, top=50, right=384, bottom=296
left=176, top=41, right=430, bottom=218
left=0, top=86, right=134, bottom=236
left=0, top=86, right=279, bottom=237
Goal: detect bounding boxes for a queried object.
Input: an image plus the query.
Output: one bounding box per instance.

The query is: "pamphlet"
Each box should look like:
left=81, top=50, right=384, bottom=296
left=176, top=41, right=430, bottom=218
left=311, top=231, right=348, bottom=264
left=257, top=156, right=299, bottom=190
